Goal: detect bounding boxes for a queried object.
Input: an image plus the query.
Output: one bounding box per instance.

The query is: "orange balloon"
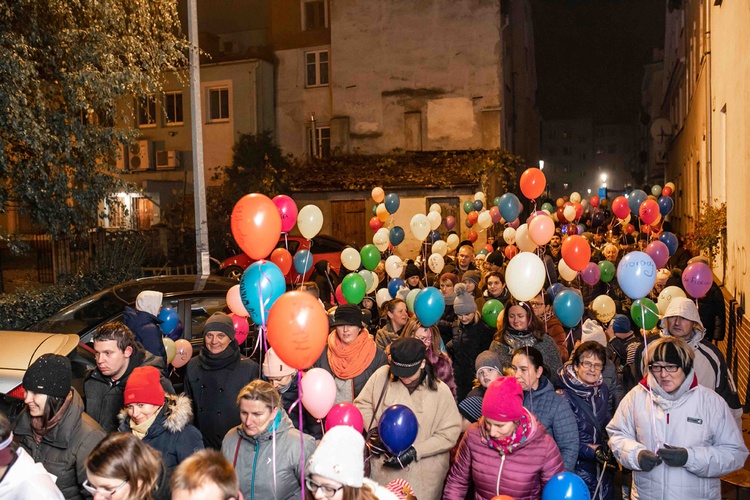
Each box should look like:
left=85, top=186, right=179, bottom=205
left=556, top=197, right=565, bottom=208
left=270, top=248, right=293, bottom=275
left=231, top=194, right=282, bottom=260
left=376, top=203, right=389, bottom=222
left=467, top=230, right=478, bottom=243
left=467, top=211, right=479, bottom=225
left=561, top=235, right=591, bottom=271
left=491, top=496, right=516, bottom=500
left=267, top=291, right=329, bottom=370
left=519, top=168, right=546, bottom=199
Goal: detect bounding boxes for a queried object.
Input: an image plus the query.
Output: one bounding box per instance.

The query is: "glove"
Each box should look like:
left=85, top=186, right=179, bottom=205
left=637, top=450, right=662, bottom=471
left=383, top=446, right=418, bottom=469
left=659, top=444, right=688, bottom=467
left=366, top=431, right=387, bottom=457
left=595, top=445, right=618, bottom=469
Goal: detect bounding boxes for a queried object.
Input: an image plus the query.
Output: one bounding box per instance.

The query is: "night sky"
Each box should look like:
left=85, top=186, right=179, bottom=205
left=531, top=0, right=666, bottom=124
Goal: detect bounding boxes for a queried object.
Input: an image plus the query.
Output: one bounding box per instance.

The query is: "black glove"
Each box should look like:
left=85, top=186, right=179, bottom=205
left=594, top=445, right=618, bottom=469
left=637, top=450, right=662, bottom=471
left=366, top=431, right=387, bottom=457
left=659, top=444, right=688, bottom=467
left=383, top=446, right=417, bottom=469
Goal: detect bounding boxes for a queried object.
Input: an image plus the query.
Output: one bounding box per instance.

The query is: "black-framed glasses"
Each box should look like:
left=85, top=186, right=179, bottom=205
left=83, top=479, right=127, bottom=499
left=306, top=477, right=344, bottom=498
left=649, top=363, right=680, bottom=373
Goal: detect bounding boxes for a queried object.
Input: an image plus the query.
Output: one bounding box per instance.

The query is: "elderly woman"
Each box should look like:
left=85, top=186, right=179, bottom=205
left=608, top=337, right=748, bottom=500
left=184, top=312, right=260, bottom=449
left=313, top=304, right=388, bottom=405
left=375, top=299, right=409, bottom=350
left=400, top=316, right=456, bottom=398
left=355, top=338, right=461, bottom=500
left=444, top=377, right=564, bottom=499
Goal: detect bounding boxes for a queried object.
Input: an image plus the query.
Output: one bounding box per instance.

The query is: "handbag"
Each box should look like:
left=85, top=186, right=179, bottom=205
left=364, top=369, right=391, bottom=476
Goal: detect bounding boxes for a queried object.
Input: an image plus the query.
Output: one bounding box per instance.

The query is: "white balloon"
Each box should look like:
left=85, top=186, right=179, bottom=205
left=368, top=271, right=379, bottom=293
left=474, top=192, right=486, bottom=203
left=428, top=253, right=445, bottom=274
left=358, top=269, right=374, bottom=291
left=385, top=255, right=404, bottom=279
left=477, top=211, right=493, bottom=229
left=432, top=240, right=447, bottom=257
left=563, top=205, right=576, bottom=222
left=657, top=286, right=686, bottom=315
left=341, top=247, right=361, bottom=271
left=410, top=214, right=431, bottom=241
left=297, top=205, right=323, bottom=240
left=373, top=228, right=390, bottom=252
left=427, top=211, right=442, bottom=231
left=515, top=224, right=537, bottom=253
left=558, top=259, right=578, bottom=282
left=429, top=203, right=442, bottom=214
left=570, top=192, right=581, bottom=204
left=446, top=233, right=460, bottom=252
left=376, top=288, right=392, bottom=308
left=505, top=252, right=546, bottom=301
left=581, top=199, right=589, bottom=209
left=503, top=227, right=516, bottom=245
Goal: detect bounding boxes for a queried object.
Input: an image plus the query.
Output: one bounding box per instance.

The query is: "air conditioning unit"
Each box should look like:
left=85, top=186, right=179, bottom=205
left=128, top=140, right=153, bottom=171
left=156, top=150, right=180, bottom=169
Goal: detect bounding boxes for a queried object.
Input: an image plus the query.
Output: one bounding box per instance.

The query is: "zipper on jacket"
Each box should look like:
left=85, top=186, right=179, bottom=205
left=495, top=454, right=506, bottom=495
left=250, top=441, right=259, bottom=500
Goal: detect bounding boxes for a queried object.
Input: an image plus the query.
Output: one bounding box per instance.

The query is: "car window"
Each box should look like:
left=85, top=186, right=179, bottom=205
left=310, top=238, right=346, bottom=254
left=186, top=297, right=229, bottom=340
left=31, top=290, right=126, bottom=336
left=276, top=239, right=300, bottom=254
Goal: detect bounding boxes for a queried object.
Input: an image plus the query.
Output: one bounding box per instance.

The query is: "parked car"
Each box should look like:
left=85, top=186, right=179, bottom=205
left=219, top=234, right=358, bottom=281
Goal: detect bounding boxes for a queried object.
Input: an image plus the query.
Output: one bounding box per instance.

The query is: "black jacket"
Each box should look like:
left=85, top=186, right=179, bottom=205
left=448, top=317, right=495, bottom=402
left=123, top=306, right=168, bottom=368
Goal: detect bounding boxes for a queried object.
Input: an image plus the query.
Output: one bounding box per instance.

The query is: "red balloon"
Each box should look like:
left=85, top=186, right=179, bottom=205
left=335, top=284, right=348, bottom=305
left=624, top=223, right=636, bottom=235
left=484, top=244, right=494, bottom=253
left=467, top=211, right=479, bottom=225
left=662, top=186, right=673, bottom=197
left=504, top=244, right=518, bottom=260
left=612, top=196, right=630, bottom=220
left=231, top=194, right=282, bottom=260
left=467, top=230, right=478, bottom=243
left=556, top=207, right=566, bottom=221
left=325, top=403, right=364, bottom=433
left=270, top=248, right=293, bottom=275
left=519, top=168, right=546, bottom=199
left=267, top=291, right=329, bottom=370
left=641, top=224, right=653, bottom=234
left=574, top=202, right=584, bottom=219
left=639, top=199, right=660, bottom=225
left=590, top=195, right=600, bottom=208
left=370, top=216, right=383, bottom=232
left=561, top=235, right=591, bottom=271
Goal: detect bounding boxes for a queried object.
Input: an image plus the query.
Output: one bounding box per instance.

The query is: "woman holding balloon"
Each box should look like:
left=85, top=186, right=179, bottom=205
left=355, top=338, right=462, bottom=500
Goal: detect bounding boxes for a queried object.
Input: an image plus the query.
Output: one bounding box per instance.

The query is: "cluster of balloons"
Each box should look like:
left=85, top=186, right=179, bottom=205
left=463, top=191, right=503, bottom=243
left=162, top=337, right=193, bottom=368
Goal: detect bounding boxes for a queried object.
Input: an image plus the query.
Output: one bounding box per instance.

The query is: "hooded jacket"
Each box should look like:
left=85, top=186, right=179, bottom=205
left=0, top=448, right=64, bottom=499
left=13, top=390, right=106, bottom=500
left=123, top=305, right=167, bottom=367
left=443, top=410, right=564, bottom=500
left=84, top=345, right=175, bottom=433
left=607, top=372, right=748, bottom=499
left=448, top=314, right=495, bottom=402
left=221, top=411, right=316, bottom=500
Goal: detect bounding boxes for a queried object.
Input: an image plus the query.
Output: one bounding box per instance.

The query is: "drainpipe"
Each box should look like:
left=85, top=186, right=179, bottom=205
left=705, top=0, right=712, bottom=201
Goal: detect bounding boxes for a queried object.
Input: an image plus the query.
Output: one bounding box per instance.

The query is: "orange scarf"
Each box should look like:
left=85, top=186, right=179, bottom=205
left=327, top=329, right=377, bottom=380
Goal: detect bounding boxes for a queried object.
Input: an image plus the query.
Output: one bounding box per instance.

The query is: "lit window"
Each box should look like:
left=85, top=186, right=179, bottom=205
left=208, top=87, right=229, bottom=121
left=137, top=95, right=157, bottom=128
left=306, top=50, right=329, bottom=87
left=164, top=91, right=183, bottom=125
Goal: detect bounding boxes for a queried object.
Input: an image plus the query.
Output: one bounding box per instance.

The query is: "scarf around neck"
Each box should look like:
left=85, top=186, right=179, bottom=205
left=327, top=330, right=377, bottom=380
left=647, top=370, right=697, bottom=410
left=31, top=391, right=72, bottom=444
left=483, top=413, right=531, bottom=455
left=129, top=406, right=162, bottom=439
left=503, top=330, right=536, bottom=352
left=199, top=340, right=241, bottom=371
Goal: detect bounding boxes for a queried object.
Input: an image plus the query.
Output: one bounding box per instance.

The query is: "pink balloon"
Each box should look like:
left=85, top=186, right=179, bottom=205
left=301, top=368, right=336, bottom=419
left=528, top=214, right=555, bottom=246
left=272, top=195, right=298, bottom=233
left=226, top=285, right=249, bottom=317
left=444, top=216, right=456, bottom=230
left=489, top=206, right=502, bottom=224
left=682, top=262, right=713, bottom=298
left=231, top=313, right=250, bottom=344
left=644, top=240, right=670, bottom=269
left=325, top=402, right=364, bottom=433
left=509, top=218, right=520, bottom=229
left=335, top=284, right=348, bottom=305
left=172, top=339, right=193, bottom=368
left=580, top=261, right=601, bottom=286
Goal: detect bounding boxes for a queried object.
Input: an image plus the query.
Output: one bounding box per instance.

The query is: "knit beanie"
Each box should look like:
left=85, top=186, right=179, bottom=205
left=453, top=283, right=477, bottom=316
left=404, top=263, right=421, bottom=280
left=475, top=350, right=503, bottom=376
left=612, top=314, right=632, bottom=334
left=486, top=251, right=504, bottom=267
left=136, top=290, right=163, bottom=317
left=458, top=396, right=484, bottom=423
left=262, top=348, right=296, bottom=378
left=581, top=318, right=608, bottom=348
left=482, top=377, right=524, bottom=422
left=124, top=366, right=165, bottom=406
left=440, top=273, right=458, bottom=286
left=462, top=270, right=481, bottom=287
left=204, top=311, right=236, bottom=340
left=307, top=425, right=364, bottom=487
left=22, top=354, right=71, bottom=399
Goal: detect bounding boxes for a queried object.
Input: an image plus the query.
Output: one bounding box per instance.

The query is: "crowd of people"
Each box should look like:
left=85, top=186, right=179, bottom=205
left=2, top=221, right=749, bottom=500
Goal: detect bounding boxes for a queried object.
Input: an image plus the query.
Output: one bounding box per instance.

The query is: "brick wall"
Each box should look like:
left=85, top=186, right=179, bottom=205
left=717, top=287, right=750, bottom=408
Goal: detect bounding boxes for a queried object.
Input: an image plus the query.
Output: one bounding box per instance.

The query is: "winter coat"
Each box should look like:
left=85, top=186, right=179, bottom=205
left=123, top=306, right=168, bottom=367
left=523, top=376, right=580, bottom=472
left=430, top=351, right=457, bottom=399
left=0, top=447, right=64, bottom=500
left=14, top=390, right=105, bottom=500
left=312, top=344, right=388, bottom=403
left=603, top=358, right=624, bottom=409
left=448, top=316, right=495, bottom=401
left=375, top=323, right=401, bottom=351
left=84, top=346, right=175, bottom=433
left=607, top=372, right=748, bottom=500
left=355, top=365, right=462, bottom=500
left=221, top=411, right=316, bottom=500
left=697, top=282, right=725, bottom=342
left=542, top=314, right=569, bottom=362
left=118, top=394, right=204, bottom=473
left=489, top=331, right=563, bottom=380
left=558, top=365, right=614, bottom=500
left=443, top=409, right=564, bottom=500
left=184, top=349, right=260, bottom=449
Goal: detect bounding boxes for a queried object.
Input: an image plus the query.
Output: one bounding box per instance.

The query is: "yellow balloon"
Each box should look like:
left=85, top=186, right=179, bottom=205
left=163, top=338, right=177, bottom=364
left=591, top=295, right=616, bottom=324
left=376, top=203, right=389, bottom=222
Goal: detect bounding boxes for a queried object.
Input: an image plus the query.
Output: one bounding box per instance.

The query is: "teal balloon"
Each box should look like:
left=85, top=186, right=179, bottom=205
left=385, top=193, right=400, bottom=214
left=389, top=226, right=405, bottom=246
left=239, top=260, right=285, bottom=325
left=405, top=288, right=420, bottom=313
left=463, top=201, right=474, bottom=214
left=414, top=287, right=445, bottom=327
left=293, top=249, right=313, bottom=274
left=493, top=196, right=502, bottom=207
left=598, top=260, right=616, bottom=283
left=498, top=193, right=522, bottom=222
left=341, top=273, right=366, bottom=304
left=541, top=202, right=554, bottom=213
left=553, top=289, right=584, bottom=328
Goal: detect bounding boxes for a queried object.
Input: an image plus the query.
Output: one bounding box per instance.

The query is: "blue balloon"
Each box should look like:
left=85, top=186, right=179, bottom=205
left=428, top=230, right=441, bottom=243
left=388, top=278, right=406, bottom=298
left=616, top=251, right=657, bottom=300
left=658, top=195, right=674, bottom=216
left=158, top=307, right=178, bottom=336
left=414, top=287, right=445, bottom=327
left=293, top=249, right=313, bottom=274
left=389, top=226, right=405, bottom=246
left=628, top=189, right=648, bottom=215
left=547, top=283, right=565, bottom=298
left=239, top=260, right=286, bottom=325
left=384, top=193, right=400, bottom=214
left=378, top=405, right=418, bottom=455
left=659, top=231, right=678, bottom=256
left=542, top=472, right=590, bottom=500
left=553, top=289, right=584, bottom=328
left=577, top=224, right=586, bottom=235
left=498, top=193, right=522, bottom=223
left=473, top=199, right=483, bottom=211
left=591, top=210, right=605, bottom=227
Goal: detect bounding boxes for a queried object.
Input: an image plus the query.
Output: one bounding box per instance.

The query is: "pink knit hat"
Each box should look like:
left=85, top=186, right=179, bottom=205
left=482, top=377, right=524, bottom=422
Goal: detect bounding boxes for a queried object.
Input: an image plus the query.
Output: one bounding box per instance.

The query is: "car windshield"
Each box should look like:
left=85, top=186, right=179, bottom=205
left=31, top=289, right=126, bottom=336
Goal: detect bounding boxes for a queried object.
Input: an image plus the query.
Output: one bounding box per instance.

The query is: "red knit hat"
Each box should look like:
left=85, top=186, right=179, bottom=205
left=124, top=366, right=165, bottom=406
left=482, top=377, right=523, bottom=422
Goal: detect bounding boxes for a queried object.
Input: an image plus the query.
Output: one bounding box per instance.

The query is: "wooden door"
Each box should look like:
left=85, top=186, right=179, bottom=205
left=331, top=200, right=366, bottom=248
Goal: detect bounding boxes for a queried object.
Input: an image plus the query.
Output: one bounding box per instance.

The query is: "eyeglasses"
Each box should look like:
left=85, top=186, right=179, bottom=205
left=83, top=479, right=128, bottom=499
left=579, top=361, right=604, bottom=371
left=528, top=301, right=545, bottom=308
left=414, top=335, right=431, bottom=344
left=305, top=478, right=343, bottom=498
left=649, top=364, right=680, bottom=373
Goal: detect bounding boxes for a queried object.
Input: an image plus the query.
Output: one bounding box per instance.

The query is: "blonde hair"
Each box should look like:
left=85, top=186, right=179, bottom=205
left=645, top=336, right=694, bottom=374
left=237, top=379, right=281, bottom=409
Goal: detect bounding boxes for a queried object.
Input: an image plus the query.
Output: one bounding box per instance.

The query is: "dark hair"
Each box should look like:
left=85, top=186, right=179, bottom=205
left=389, top=357, right=438, bottom=391
left=35, top=395, right=68, bottom=429
left=0, top=411, right=18, bottom=456
left=497, top=298, right=545, bottom=342
left=94, top=321, right=137, bottom=352
left=486, top=271, right=505, bottom=285
left=571, top=341, right=607, bottom=366
left=511, top=346, right=549, bottom=378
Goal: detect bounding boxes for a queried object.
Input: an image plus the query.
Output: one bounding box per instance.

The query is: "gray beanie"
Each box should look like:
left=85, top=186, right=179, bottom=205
left=204, top=312, right=235, bottom=340
left=475, top=350, right=503, bottom=375
left=462, top=270, right=482, bottom=287
left=453, top=283, right=477, bottom=316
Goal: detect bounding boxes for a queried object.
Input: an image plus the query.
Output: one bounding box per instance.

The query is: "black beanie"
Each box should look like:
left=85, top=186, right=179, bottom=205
left=204, top=312, right=236, bottom=340
left=22, top=354, right=72, bottom=398
left=404, top=263, right=421, bottom=280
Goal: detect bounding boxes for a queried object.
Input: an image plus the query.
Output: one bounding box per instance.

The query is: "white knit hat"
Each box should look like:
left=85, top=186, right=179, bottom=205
left=581, top=318, right=607, bottom=348
left=659, top=296, right=704, bottom=331
left=262, top=348, right=296, bottom=378
left=136, top=290, right=163, bottom=317
left=307, top=425, right=364, bottom=487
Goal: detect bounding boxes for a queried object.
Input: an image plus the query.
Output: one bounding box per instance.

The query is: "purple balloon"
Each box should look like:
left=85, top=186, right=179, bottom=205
left=644, top=240, right=670, bottom=269
left=682, top=262, right=713, bottom=298
left=444, top=215, right=456, bottom=230
left=509, top=218, right=520, bottom=229
left=489, top=206, right=502, bottom=223
left=581, top=261, right=601, bottom=286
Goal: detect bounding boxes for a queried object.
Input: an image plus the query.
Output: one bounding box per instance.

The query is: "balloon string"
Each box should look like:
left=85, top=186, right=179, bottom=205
left=272, top=411, right=278, bottom=496
left=296, top=371, right=305, bottom=500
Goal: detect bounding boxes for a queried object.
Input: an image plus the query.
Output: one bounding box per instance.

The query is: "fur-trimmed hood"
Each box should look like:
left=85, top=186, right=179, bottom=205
left=118, top=393, right=194, bottom=434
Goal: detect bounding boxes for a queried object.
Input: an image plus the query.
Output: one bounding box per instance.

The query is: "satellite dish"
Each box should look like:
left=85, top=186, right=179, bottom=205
left=650, top=118, right=673, bottom=143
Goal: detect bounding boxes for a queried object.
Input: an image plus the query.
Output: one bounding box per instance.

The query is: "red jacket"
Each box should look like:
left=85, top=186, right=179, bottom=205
left=444, top=409, right=564, bottom=500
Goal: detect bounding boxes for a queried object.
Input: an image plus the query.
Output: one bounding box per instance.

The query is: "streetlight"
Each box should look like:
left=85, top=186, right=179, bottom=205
left=539, top=160, right=545, bottom=171
left=587, top=189, right=592, bottom=195
left=600, top=173, right=607, bottom=184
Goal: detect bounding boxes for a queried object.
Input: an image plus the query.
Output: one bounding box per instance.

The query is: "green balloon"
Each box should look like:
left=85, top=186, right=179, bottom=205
left=341, top=273, right=366, bottom=304
left=482, top=299, right=504, bottom=328
left=463, top=200, right=474, bottom=214
left=598, top=260, right=616, bottom=283
left=360, top=244, right=381, bottom=271
left=541, top=202, right=554, bottom=213
left=372, top=205, right=378, bottom=216
left=631, top=298, right=660, bottom=330
left=406, top=288, right=420, bottom=314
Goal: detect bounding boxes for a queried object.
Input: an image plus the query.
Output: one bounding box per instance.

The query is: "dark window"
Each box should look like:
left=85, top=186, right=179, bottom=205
left=164, top=91, right=183, bottom=124
left=208, top=87, right=229, bottom=121
left=306, top=51, right=329, bottom=87
left=137, top=95, right=157, bottom=127
left=304, top=0, right=326, bottom=30
left=309, top=126, right=330, bottom=157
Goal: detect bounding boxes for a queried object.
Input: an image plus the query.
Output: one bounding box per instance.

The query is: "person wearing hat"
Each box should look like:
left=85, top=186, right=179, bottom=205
left=123, top=290, right=168, bottom=367
left=608, top=337, right=748, bottom=500
left=119, top=366, right=204, bottom=474
left=184, top=312, right=260, bottom=449
left=484, top=250, right=504, bottom=274
left=355, top=338, right=461, bottom=500
left=306, top=425, right=398, bottom=500
left=403, top=262, right=423, bottom=290
left=399, top=317, right=456, bottom=399
left=457, top=350, right=503, bottom=430
left=375, top=299, right=410, bottom=351
left=313, top=303, right=388, bottom=405
left=444, top=377, right=564, bottom=499
left=606, top=314, right=641, bottom=393
left=437, top=273, right=458, bottom=347
left=461, top=269, right=483, bottom=312
left=13, top=354, right=105, bottom=499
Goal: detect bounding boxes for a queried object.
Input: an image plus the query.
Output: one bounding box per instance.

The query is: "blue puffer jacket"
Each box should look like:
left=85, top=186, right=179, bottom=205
left=523, top=376, right=580, bottom=472
left=123, top=306, right=167, bottom=368
left=558, top=365, right=614, bottom=500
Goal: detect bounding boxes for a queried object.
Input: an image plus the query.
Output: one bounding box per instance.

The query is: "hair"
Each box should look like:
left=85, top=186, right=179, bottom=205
left=536, top=289, right=553, bottom=304
left=496, top=298, right=545, bottom=342
left=389, top=356, right=439, bottom=391
left=94, top=321, right=137, bottom=352
left=571, top=340, right=607, bottom=366
left=86, top=433, right=162, bottom=500
left=301, top=281, right=320, bottom=299
left=400, top=317, right=441, bottom=358
left=381, top=298, right=406, bottom=325
left=236, top=379, right=281, bottom=409
left=646, top=336, right=694, bottom=375
left=35, top=394, right=69, bottom=429
left=0, top=412, right=18, bottom=456
left=511, top=346, right=549, bottom=379
left=171, top=449, right=238, bottom=499
left=485, top=271, right=506, bottom=285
